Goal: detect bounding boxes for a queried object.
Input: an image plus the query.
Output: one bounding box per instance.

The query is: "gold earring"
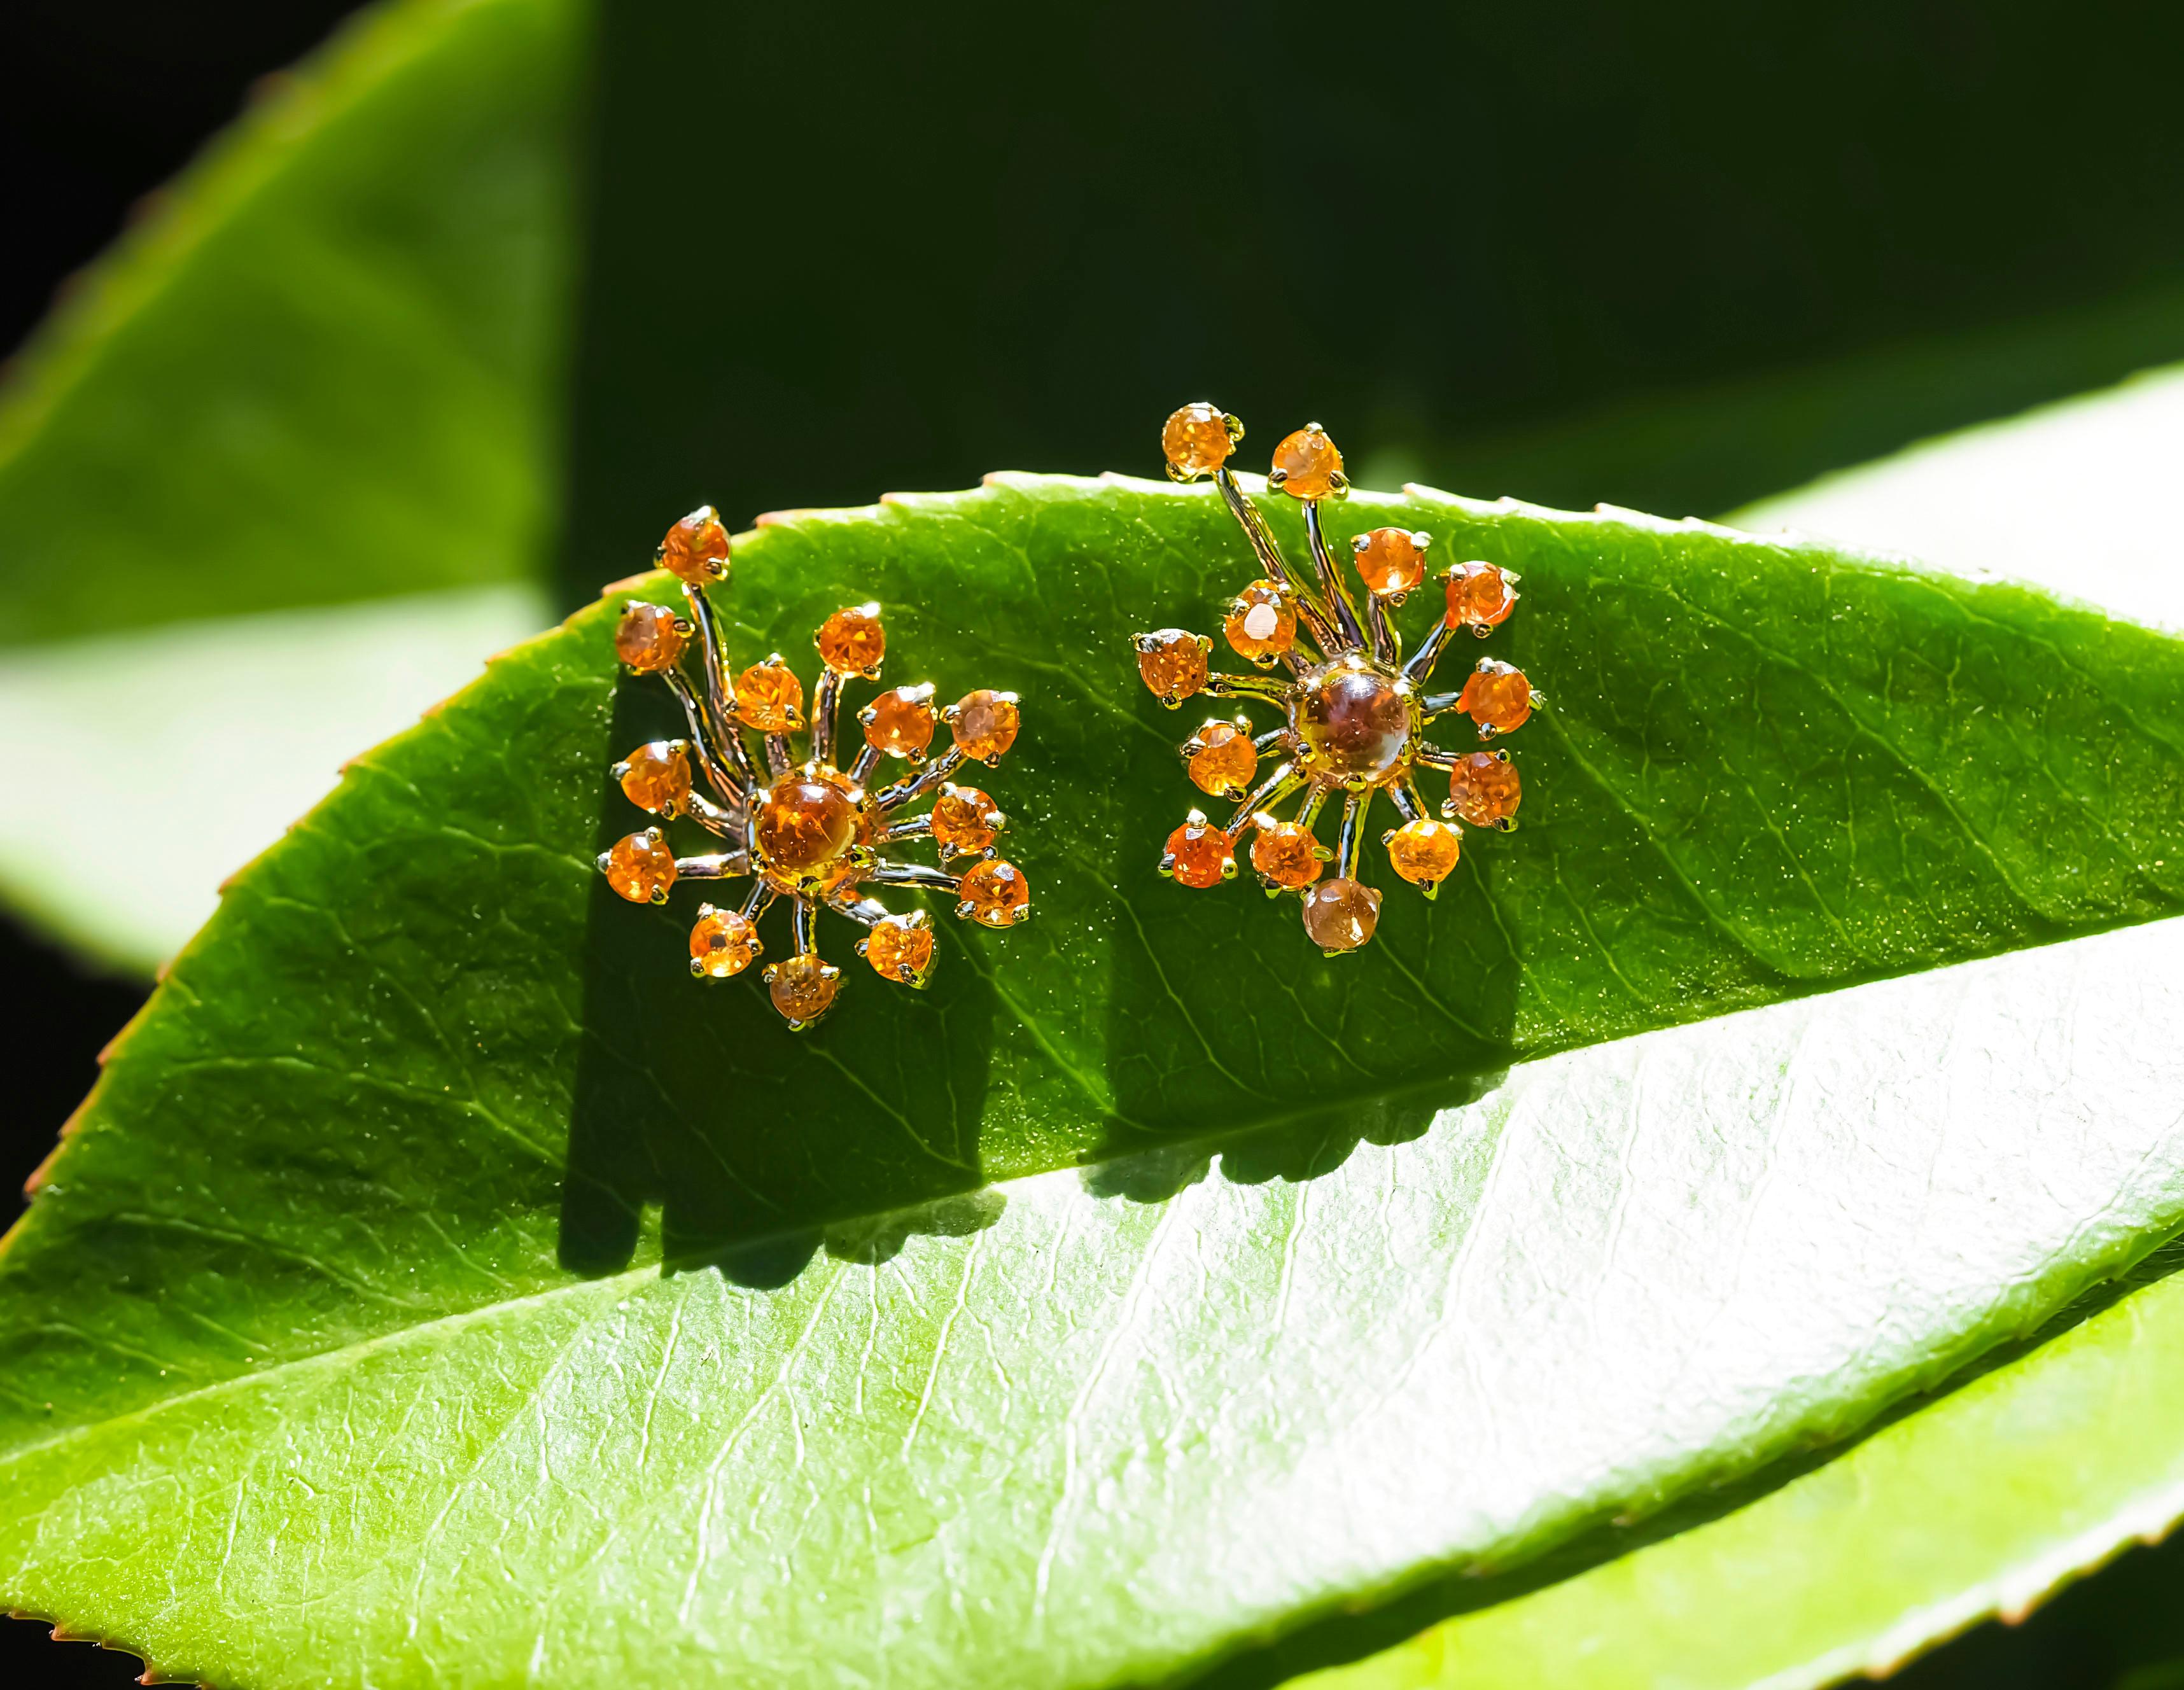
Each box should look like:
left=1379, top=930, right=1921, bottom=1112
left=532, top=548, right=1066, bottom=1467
left=1133, top=405, right=1537, bottom=956
left=598, top=506, right=1030, bottom=1031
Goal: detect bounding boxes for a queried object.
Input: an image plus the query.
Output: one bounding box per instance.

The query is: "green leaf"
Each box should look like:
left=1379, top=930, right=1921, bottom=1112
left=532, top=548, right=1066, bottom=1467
left=0, top=0, right=577, bottom=968
left=3, top=476, right=2183, bottom=1687
left=0, top=0, right=580, bottom=647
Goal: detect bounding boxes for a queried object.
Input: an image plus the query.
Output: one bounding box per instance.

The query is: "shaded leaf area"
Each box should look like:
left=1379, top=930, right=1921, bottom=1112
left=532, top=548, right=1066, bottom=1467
left=8, top=473, right=2184, bottom=1428
left=8, top=918, right=2184, bottom=1689
left=4, top=478, right=2184, bottom=1686
left=0, top=0, right=579, bottom=646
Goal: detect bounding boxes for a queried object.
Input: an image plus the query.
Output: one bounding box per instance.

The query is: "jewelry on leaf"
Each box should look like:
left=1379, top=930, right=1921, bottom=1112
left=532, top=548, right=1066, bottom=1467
left=598, top=506, right=1030, bottom=1031
left=1135, top=404, right=1539, bottom=956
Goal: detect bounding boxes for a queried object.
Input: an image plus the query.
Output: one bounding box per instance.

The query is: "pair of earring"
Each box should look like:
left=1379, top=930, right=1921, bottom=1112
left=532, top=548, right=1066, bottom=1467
left=596, top=405, right=1537, bottom=1031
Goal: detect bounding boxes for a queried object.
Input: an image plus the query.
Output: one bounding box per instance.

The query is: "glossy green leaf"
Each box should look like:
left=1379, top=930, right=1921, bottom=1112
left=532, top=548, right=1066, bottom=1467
left=4, top=476, right=2184, bottom=1687
left=0, top=0, right=579, bottom=646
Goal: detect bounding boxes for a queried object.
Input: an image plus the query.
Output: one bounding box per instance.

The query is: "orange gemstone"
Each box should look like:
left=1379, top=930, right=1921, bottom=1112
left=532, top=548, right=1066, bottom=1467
left=1271, top=425, right=1343, bottom=500
left=864, top=914, right=935, bottom=983
left=659, top=506, right=731, bottom=584
left=600, top=830, right=677, bottom=904
left=1163, top=815, right=1234, bottom=888
left=816, top=603, right=886, bottom=675
left=736, top=660, right=805, bottom=732
left=1162, top=402, right=1235, bottom=477
left=1136, top=629, right=1209, bottom=704
left=689, top=906, right=760, bottom=978
left=754, top=774, right=861, bottom=891
left=930, top=783, right=1003, bottom=858
left=951, top=689, right=1021, bottom=763
left=1224, top=581, right=1296, bottom=663
left=1455, top=659, right=1534, bottom=736
left=1250, top=818, right=1323, bottom=890
left=1386, top=818, right=1462, bottom=887
left=1446, top=751, right=1522, bottom=828
left=1301, top=877, right=1382, bottom=951
left=767, top=954, right=840, bottom=1026
left=615, top=602, right=687, bottom=673
left=958, top=858, right=1030, bottom=927
left=616, top=739, right=691, bottom=816
left=1446, top=561, right=1516, bottom=631
left=1187, top=719, right=1258, bottom=797
left=1354, top=528, right=1429, bottom=596
left=863, top=685, right=937, bottom=759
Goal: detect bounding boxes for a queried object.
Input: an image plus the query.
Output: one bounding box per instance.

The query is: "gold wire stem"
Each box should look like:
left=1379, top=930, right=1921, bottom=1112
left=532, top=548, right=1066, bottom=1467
left=1211, top=464, right=1341, bottom=657
left=881, top=814, right=934, bottom=844
left=1207, top=671, right=1291, bottom=707
left=1296, top=782, right=1333, bottom=834
left=1420, top=690, right=1461, bottom=718
left=811, top=669, right=843, bottom=767
left=678, top=582, right=761, bottom=789
left=659, top=667, right=748, bottom=808
left=792, top=896, right=818, bottom=954
left=848, top=743, right=885, bottom=786
left=865, top=859, right=963, bottom=891
left=764, top=730, right=795, bottom=778
left=1364, top=589, right=1401, bottom=667
left=1334, top=792, right=1367, bottom=878
left=1412, top=741, right=1462, bottom=770
left=685, top=791, right=744, bottom=837
left=739, top=881, right=778, bottom=923
left=1388, top=779, right=1424, bottom=823
left=877, top=745, right=967, bottom=813
left=828, top=892, right=893, bottom=925
left=1226, top=760, right=1303, bottom=838
left=673, top=849, right=752, bottom=879
left=1301, top=501, right=1368, bottom=652
left=1403, top=616, right=1456, bottom=687
left=1253, top=726, right=1291, bottom=753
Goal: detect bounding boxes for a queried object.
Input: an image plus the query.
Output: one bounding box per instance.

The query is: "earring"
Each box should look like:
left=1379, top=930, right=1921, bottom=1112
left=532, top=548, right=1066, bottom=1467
left=598, top=506, right=1030, bottom=1031
left=1133, top=405, right=1538, bottom=956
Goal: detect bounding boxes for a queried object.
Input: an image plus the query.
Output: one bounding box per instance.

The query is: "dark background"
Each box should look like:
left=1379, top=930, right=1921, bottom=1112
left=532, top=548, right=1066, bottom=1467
left=9, top=1, right=2184, bottom=1684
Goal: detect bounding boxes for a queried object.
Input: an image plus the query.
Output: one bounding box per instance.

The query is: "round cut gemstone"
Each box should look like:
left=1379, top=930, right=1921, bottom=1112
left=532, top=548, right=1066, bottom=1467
left=768, top=954, right=839, bottom=1026
left=1250, top=818, right=1322, bottom=890
left=1456, top=660, right=1534, bottom=736
left=958, top=858, right=1030, bottom=926
left=601, top=830, right=677, bottom=904
left=1224, top=581, right=1296, bottom=662
left=736, top=660, right=805, bottom=732
left=1386, top=818, right=1462, bottom=886
left=951, top=689, right=1021, bottom=763
left=864, top=914, right=935, bottom=984
left=930, top=783, right=1002, bottom=857
left=1354, top=527, right=1429, bottom=596
left=816, top=603, right=886, bottom=674
left=753, top=774, right=862, bottom=891
left=615, top=602, right=687, bottom=673
left=617, top=739, right=691, bottom=816
left=1446, top=750, right=1522, bottom=827
left=1271, top=425, right=1343, bottom=500
left=1446, top=561, right=1516, bottom=632
left=863, top=685, right=937, bottom=759
left=659, top=506, right=731, bottom=583
left=1292, top=660, right=1415, bottom=785
left=1163, top=817, right=1233, bottom=888
left=1135, top=630, right=1209, bottom=704
left=689, top=906, right=760, bottom=978
left=1301, top=877, right=1381, bottom=951
left=1162, top=402, right=1235, bottom=477
left=1187, top=720, right=1258, bottom=797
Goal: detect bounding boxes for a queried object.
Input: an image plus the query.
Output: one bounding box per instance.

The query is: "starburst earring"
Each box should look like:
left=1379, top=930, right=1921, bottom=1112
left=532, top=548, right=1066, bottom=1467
left=1133, top=404, right=1539, bottom=956
left=598, top=506, right=1031, bottom=1030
